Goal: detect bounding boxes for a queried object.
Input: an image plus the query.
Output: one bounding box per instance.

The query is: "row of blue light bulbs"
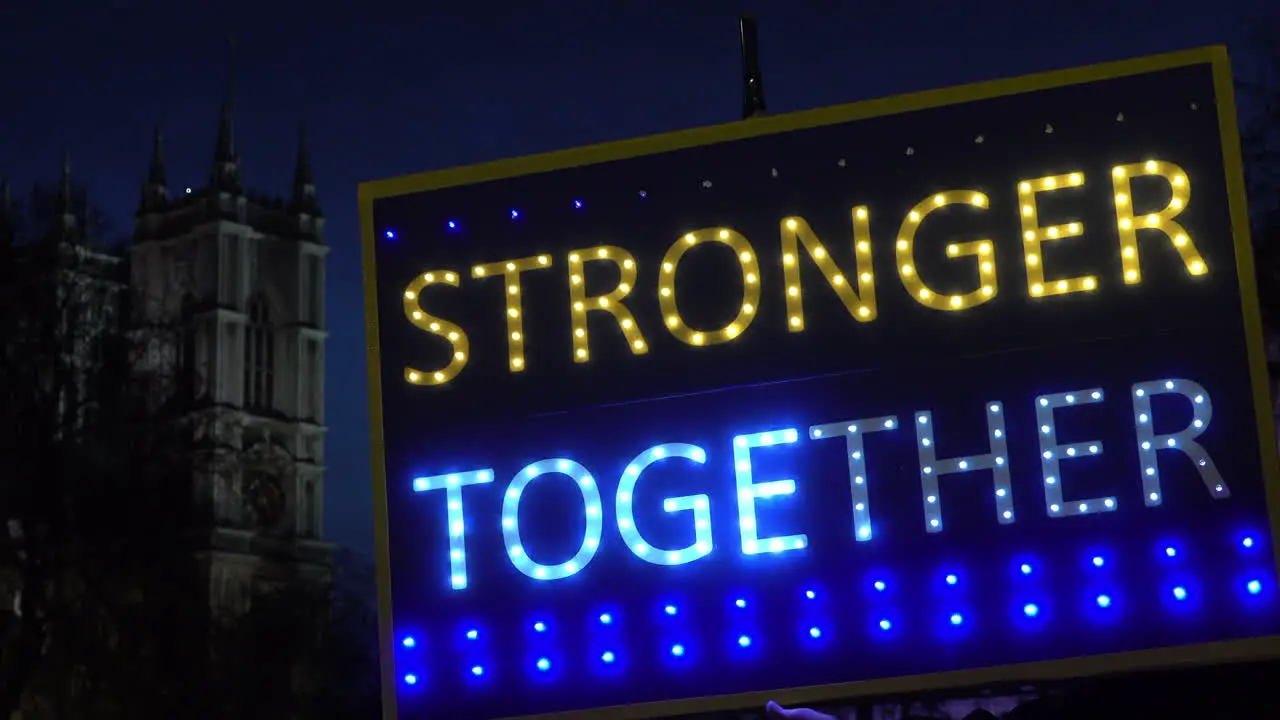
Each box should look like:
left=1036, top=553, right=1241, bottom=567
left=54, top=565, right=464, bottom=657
left=399, top=535, right=1271, bottom=686
left=383, top=196, right=593, bottom=240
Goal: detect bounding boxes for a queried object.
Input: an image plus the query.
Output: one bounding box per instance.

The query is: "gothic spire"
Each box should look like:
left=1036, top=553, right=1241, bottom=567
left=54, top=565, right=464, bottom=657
left=293, top=123, right=313, bottom=190
left=213, top=35, right=237, bottom=164
left=57, top=152, right=73, bottom=217
left=208, top=35, right=243, bottom=195
left=290, top=123, right=323, bottom=231
left=148, top=124, right=167, bottom=186
left=0, top=177, right=13, bottom=248
left=136, top=124, right=171, bottom=220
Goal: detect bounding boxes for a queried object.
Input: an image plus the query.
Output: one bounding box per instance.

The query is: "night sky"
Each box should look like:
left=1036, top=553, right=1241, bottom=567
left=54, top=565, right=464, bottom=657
left=3, top=0, right=1274, bottom=563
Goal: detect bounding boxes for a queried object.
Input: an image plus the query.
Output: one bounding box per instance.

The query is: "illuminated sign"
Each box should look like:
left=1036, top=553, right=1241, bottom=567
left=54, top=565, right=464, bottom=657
left=360, top=46, right=1280, bottom=720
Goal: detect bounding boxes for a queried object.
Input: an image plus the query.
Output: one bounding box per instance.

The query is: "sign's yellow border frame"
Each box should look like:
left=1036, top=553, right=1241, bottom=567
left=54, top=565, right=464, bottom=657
left=359, top=45, right=1280, bottom=720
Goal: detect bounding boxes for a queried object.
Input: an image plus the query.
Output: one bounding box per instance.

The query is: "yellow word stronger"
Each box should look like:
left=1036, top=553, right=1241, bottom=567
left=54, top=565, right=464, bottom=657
left=401, top=160, right=1208, bottom=386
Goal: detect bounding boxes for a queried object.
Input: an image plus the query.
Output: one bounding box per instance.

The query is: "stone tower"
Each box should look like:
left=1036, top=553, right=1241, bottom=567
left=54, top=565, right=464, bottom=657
left=129, top=54, right=330, bottom=612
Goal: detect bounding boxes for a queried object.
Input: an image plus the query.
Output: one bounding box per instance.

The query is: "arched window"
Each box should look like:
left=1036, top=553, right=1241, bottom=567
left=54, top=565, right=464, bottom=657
left=179, top=295, right=198, bottom=404
left=304, top=481, right=316, bottom=536
left=243, top=295, right=274, bottom=410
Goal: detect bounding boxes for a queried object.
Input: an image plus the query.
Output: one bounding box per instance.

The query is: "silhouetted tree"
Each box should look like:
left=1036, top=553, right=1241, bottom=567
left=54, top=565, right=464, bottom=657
left=0, top=180, right=379, bottom=718
left=210, top=552, right=381, bottom=718
left=0, top=178, right=215, bottom=717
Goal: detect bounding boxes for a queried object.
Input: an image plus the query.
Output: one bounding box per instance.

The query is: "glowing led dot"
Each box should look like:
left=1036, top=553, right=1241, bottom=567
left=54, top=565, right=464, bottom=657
left=602, top=651, right=615, bottom=663
left=536, top=658, right=550, bottom=671
left=1165, top=547, right=1177, bottom=557
left=599, top=613, right=612, bottom=624
left=670, top=644, right=685, bottom=656
left=1092, top=556, right=1104, bottom=567
left=1243, top=537, right=1255, bottom=548
left=404, top=674, right=417, bottom=685
left=1097, top=595, right=1111, bottom=607
left=534, top=622, right=546, bottom=632
left=1020, top=564, right=1032, bottom=575
left=874, top=580, right=886, bottom=591
left=735, top=598, right=746, bottom=608
left=664, top=605, right=677, bottom=616
left=466, top=629, right=478, bottom=639
left=738, top=635, right=751, bottom=647
left=945, top=574, right=957, bottom=585
left=471, top=665, right=484, bottom=676
left=1248, top=580, right=1262, bottom=595
left=805, top=590, right=816, bottom=599
left=879, top=619, right=892, bottom=631
left=1172, top=586, right=1187, bottom=600
left=1023, top=603, right=1039, bottom=617
left=402, top=637, right=416, bottom=648
left=950, top=613, right=963, bottom=625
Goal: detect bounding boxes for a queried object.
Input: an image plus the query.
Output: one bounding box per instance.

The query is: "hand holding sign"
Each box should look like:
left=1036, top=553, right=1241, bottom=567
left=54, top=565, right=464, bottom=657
left=765, top=701, right=836, bottom=720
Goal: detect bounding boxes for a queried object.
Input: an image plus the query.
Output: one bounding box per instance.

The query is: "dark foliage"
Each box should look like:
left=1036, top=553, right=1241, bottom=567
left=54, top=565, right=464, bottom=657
left=0, top=180, right=379, bottom=718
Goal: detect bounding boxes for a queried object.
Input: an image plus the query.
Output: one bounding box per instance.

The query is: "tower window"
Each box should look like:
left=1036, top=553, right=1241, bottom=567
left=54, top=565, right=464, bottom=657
left=180, top=295, right=198, bottom=404
left=304, top=480, right=316, bottom=536
left=244, top=295, right=274, bottom=411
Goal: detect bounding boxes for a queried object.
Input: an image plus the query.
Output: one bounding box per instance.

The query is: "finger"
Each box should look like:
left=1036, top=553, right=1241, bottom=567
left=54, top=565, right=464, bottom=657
left=765, top=701, right=836, bottom=720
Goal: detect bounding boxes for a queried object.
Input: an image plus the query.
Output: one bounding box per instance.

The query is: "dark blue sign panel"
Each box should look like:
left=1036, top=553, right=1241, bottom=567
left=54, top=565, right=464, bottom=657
left=359, top=47, right=1280, bottom=720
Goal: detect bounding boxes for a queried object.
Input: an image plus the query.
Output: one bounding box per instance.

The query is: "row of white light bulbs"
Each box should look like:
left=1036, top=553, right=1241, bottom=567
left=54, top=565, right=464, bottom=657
left=383, top=104, right=1201, bottom=237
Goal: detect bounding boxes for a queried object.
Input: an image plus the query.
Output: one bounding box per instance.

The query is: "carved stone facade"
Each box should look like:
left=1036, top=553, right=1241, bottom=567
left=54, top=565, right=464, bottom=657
left=130, top=89, right=331, bottom=611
